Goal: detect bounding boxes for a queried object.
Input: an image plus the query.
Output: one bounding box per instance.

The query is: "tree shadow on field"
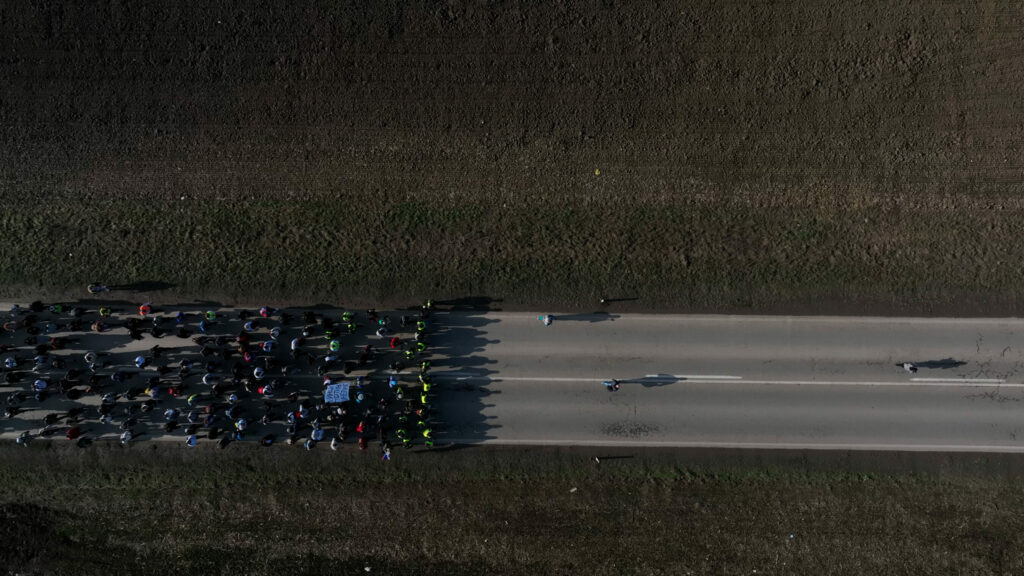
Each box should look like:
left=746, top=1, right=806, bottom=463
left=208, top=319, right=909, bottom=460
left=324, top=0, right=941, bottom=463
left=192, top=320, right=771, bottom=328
left=601, top=297, right=639, bottom=305
left=434, top=296, right=503, bottom=311
left=426, top=442, right=478, bottom=453
left=187, top=299, right=228, bottom=308
left=110, top=281, right=176, bottom=293
left=593, top=455, right=635, bottom=462
left=555, top=312, right=620, bottom=323
left=308, top=303, right=346, bottom=311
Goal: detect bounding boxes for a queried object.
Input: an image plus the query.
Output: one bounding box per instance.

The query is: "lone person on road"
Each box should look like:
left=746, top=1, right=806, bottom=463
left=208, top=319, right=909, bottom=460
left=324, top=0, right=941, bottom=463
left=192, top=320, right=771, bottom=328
left=902, top=362, right=918, bottom=374
left=604, top=379, right=621, bottom=391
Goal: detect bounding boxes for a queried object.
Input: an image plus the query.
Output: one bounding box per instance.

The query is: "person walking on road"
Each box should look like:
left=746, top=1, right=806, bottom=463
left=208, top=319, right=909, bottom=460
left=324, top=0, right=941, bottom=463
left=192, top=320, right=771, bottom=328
left=540, top=315, right=553, bottom=326
left=604, top=379, right=621, bottom=391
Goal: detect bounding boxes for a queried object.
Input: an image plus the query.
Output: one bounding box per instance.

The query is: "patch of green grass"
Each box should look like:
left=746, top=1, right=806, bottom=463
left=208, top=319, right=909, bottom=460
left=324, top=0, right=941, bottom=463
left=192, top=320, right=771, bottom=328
left=3, top=444, right=1024, bottom=575
left=5, top=191, right=1024, bottom=315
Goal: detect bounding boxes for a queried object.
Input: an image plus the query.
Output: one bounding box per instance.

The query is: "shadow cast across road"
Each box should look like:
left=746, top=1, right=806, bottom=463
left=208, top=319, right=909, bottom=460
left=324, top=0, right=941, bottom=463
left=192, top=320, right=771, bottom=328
left=620, top=373, right=680, bottom=388
left=429, top=306, right=503, bottom=447
left=912, top=358, right=968, bottom=370
left=552, top=312, right=620, bottom=323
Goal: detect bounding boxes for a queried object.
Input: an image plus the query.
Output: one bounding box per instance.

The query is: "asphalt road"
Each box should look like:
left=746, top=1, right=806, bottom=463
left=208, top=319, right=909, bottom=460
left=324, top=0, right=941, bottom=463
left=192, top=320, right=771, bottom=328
left=6, top=303, right=1024, bottom=453
left=434, top=311, right=1024, bottom=452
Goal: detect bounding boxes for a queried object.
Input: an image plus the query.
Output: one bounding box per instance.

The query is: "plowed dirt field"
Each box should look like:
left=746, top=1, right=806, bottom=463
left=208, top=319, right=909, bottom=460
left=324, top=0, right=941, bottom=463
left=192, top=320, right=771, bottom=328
left=2, top=2, right=1023, bottom=314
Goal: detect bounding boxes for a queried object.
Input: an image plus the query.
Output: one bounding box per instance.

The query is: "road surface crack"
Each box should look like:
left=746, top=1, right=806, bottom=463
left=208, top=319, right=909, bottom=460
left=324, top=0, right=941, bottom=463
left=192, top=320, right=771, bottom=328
left=601, top=421, right=660, bottom=438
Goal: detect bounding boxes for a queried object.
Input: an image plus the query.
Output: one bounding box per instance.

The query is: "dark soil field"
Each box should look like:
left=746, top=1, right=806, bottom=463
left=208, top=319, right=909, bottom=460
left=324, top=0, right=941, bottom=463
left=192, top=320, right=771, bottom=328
left=3, top=1, right=1024, bottom=314
left=4, top=4, right=1024, bottom=571
left=4, top=443, right=1024, bottom=576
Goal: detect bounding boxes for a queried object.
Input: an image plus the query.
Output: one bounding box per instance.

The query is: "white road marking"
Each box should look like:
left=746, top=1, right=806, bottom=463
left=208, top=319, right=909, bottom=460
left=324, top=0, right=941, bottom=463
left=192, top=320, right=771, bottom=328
left=439, top=374, right=743, bottom=382
left=646, top=374, right=742, bottom=380
left=911, top=378, right=1005, bottom=383
left=448, top=376, right=591, bottom=382
left=738, top=379, right=1016, bottom=387
left=460, top=311, right=1024, bottom=325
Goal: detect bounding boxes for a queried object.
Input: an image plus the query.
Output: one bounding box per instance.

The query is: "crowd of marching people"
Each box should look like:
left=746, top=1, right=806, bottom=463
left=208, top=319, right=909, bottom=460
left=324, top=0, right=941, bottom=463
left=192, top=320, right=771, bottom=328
left=1, top=291, right=441, bottom=460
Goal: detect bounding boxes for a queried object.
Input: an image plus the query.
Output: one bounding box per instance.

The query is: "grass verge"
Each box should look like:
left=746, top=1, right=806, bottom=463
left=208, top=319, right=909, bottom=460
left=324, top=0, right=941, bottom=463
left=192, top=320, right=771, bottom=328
left=5, top=191, right=1024, bottom=315
left=2, top=443, right=1024, bottom=575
